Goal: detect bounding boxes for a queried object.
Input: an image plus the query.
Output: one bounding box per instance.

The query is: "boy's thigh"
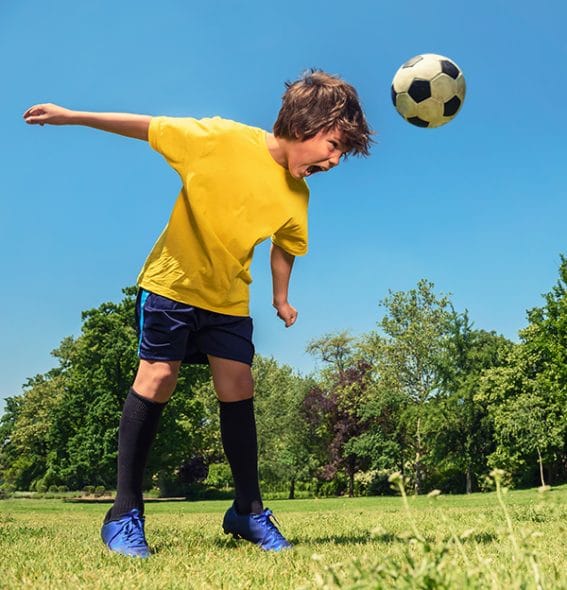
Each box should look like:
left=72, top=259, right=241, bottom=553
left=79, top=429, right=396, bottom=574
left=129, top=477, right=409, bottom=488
left=133, top=359, right=182, bottom=401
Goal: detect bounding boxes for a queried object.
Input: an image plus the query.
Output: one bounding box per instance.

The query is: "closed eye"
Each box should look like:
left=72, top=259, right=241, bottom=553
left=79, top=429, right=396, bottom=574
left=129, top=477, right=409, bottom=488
left=329, top=139, right=347, bottom=157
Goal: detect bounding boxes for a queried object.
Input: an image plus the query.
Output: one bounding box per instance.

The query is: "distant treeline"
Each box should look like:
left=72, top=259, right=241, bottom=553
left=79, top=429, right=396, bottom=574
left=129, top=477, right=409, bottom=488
left=1, top=257, right=566, bottom=498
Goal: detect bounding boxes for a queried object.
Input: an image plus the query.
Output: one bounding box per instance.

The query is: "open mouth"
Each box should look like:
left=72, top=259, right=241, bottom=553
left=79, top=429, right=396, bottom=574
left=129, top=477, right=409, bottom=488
left=305, top=165, right=324, bottom=176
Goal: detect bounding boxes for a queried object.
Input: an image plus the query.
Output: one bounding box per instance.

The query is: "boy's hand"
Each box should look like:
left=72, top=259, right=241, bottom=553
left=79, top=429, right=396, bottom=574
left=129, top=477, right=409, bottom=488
left=23, top=103, right=74, bottom=126
left=274, top=301, right=298, bottom=328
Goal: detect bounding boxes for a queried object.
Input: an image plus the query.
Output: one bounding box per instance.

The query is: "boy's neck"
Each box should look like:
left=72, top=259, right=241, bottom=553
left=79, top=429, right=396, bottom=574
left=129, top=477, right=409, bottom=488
left=265, top=133, right=288, bottom=169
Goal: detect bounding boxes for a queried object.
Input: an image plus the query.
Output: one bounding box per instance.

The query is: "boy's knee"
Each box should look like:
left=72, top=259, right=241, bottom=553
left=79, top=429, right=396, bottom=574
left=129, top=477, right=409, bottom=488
left=133, top=360, right=180, bottom=402
left=151, top=364, right=178, bottom=386
left=213, top=373, right=254, bottom=402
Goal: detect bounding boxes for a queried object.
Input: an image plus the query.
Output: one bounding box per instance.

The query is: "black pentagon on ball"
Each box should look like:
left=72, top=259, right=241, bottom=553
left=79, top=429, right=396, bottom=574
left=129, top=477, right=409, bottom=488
left=407, top=116, right=429, bottom=128
left=443, top=96, right=461, bottom=117
left=391, top=85, right=398, bottom=106
left=441, top=60, right=459, bottom=79
left=408, top=79, right=431, bottom=103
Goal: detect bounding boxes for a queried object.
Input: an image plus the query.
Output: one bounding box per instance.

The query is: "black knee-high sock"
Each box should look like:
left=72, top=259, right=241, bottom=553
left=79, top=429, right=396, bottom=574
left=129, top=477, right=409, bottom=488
left=108, top=388, right=167, bottom=521
left=219, top=398, right=263, bottom=515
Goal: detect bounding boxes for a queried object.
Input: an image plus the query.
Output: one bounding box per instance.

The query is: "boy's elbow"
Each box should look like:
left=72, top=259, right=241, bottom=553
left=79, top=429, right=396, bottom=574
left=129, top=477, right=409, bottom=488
left=271, top=242, right=295, bottom=261
left=136, top=117, right=152, bottom=141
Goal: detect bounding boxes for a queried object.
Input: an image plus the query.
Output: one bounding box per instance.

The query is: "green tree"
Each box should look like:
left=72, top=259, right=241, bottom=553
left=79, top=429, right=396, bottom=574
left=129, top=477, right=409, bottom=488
left=0, top=288, right=211, bottom=492
left=432, top=312, right=514, bottom=493
left=521, top=256, right=567, bottom=483
left=0, top=396, right=21, bottom=485
left=46, top=289, right=140, bottom=488
left=0, top=371, right=68, bottom=490
left=491, top=389, right=562, bottom=487
left=479, top=257, right=567, bottom=486
left=305, top=333, right=373, bottom=497
left=367, top=280, right=453, bottom=494
left=253, top=356, right=314, bottom=499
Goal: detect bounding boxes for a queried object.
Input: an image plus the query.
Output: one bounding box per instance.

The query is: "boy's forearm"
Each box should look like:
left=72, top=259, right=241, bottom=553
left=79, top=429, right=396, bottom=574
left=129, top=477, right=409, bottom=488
left=69, top=111, right=152, bottom=140
left=23, top=103, right=151, bottom=140
left=270, top=243, right=295, bottom=304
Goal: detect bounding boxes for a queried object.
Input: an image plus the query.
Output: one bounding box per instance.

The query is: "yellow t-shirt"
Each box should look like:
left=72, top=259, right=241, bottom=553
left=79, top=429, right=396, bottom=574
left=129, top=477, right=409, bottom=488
left=137, top=116, right=309, bottom=316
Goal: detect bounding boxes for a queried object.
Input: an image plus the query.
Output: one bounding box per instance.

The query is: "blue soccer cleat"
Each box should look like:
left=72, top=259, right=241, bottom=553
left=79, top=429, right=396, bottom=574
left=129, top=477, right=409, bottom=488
left=222, top=503, right=292, bottom=551
left=101, top=508, right=151, bottom=558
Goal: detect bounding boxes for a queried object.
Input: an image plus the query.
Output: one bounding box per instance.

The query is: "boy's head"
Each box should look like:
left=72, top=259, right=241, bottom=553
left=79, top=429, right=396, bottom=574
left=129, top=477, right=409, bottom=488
left=273, top=69, right=373, bottom=159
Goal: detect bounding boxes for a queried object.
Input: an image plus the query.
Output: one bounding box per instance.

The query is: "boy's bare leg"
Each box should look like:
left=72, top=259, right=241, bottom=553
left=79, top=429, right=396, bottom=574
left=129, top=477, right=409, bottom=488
left=132, top=359, right=181, bottom=403
left=208, top=355, right=262, bottom=514
left=208, top=355, right=254, bottom=402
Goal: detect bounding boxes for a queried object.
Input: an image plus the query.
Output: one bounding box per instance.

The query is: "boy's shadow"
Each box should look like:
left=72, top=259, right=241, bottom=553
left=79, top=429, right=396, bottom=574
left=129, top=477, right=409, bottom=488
left=211, top=532, right=401, bottom=549
left=305, top=532, right=400, bottom=545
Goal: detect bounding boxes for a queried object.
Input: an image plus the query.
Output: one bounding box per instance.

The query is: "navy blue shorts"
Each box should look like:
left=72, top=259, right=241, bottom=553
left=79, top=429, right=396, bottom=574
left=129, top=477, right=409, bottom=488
left=135, top=290, right=255, bottom=366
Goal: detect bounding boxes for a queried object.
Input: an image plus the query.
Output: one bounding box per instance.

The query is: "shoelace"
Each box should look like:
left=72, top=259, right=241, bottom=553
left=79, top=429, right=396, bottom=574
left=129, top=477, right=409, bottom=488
left=121, top=513, right=147, bottom=548
left=253, top=509, right=287, bottom=545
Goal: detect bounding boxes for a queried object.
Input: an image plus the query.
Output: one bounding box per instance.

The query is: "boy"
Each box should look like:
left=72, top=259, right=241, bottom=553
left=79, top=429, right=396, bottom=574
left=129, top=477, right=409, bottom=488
left=24, top=70, right=372, bottom=556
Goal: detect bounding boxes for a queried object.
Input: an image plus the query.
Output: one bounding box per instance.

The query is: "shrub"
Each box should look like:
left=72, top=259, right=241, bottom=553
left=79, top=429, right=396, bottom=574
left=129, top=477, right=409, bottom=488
left=36, top=482, right=48, bottom=494
left=355, top=469, right=395, bottom=496
left=48, top=485, right=59, bottom=493
left=178, top=456, right=208, bottom=484
left=94, top=486, right=106, bottom=497
left=479, top=470, right=514, bottom=492
left=0, top=483, right=16, bottom=499
left=204, top=463, right=233, bottom=489
left=316, top=473, right=348, bottom=497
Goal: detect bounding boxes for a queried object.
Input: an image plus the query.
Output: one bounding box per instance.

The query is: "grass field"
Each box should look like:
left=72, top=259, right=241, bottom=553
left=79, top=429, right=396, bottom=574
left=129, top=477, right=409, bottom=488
left=1, top=484, right=566, bottom=589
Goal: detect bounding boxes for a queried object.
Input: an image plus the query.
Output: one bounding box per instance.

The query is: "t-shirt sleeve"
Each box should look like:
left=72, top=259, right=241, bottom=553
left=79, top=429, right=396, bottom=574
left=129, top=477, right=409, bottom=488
left=148, top=116, right=217, bottom=175
left=271, top=215, right=308, bottom=256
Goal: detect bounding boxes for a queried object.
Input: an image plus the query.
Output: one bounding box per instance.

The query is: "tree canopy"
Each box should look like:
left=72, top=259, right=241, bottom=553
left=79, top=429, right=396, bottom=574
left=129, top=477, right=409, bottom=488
left=2, top=257, right=567, bottom=496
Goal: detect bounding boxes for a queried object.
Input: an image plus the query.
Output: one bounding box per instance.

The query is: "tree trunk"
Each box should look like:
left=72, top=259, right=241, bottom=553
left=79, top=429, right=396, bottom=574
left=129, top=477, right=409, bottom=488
left=414, top=417, right=422, bottom=495
left=536, top=446, right=546, bottom=487
left=288, top=478, right=295, bottom=500
left=465, top=436, right=473, bottom=494
left=466, top=466, right=472, bottom=494
left=347, top=458, right=355, bottom=497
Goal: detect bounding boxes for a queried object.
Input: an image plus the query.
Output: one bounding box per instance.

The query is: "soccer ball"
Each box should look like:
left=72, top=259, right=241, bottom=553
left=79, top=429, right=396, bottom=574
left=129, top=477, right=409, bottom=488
left=391, top=54, right=466, bottom=128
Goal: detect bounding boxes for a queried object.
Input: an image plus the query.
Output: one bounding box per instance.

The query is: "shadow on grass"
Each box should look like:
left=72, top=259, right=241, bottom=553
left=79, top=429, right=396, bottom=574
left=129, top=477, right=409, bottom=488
left=208, top=532, right=428, bottom=548
left=461, top=532, right=498, bottom=544
left=309, top=533, right=389, bottom=545
left=210, top=536, right=241, bottom=551
left=149, top=527, right=500, bottom=553
left=208, top=532, right=389, bottom=549
left=163, top=531, right=424, bottom=552
left=305, top=530, right=499, bottom=547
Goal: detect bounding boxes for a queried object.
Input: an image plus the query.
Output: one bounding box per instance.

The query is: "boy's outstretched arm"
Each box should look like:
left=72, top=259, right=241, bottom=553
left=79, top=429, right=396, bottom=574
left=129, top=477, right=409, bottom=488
left=23, top=103, right=151, bottom=141
left=270, top=243, right=298, bottom=328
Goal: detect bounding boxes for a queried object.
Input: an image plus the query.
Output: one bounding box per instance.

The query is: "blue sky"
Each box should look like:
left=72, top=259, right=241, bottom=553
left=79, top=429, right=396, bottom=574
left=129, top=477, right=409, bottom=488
left=1, top=0, right=566, bottom=408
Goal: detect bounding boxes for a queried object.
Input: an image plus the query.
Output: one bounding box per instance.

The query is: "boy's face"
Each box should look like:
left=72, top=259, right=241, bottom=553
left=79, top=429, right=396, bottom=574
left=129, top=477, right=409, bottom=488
left=286, top=129, right=347, bottom=180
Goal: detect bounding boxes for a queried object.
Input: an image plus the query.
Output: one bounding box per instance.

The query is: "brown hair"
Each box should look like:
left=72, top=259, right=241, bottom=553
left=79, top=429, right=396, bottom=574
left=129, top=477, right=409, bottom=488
left=273, top=69, right=373, bottom=157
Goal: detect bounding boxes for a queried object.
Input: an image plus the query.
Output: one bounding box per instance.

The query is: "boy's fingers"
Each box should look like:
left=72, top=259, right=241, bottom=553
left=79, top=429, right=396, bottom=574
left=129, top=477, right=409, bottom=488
left=23, top=105, right=47, bottom=119
left=24, top=115, right=45, bottom=125
left=285, top=312, right=298, bottom=327
left=23, top=105, right=39, bottom=117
